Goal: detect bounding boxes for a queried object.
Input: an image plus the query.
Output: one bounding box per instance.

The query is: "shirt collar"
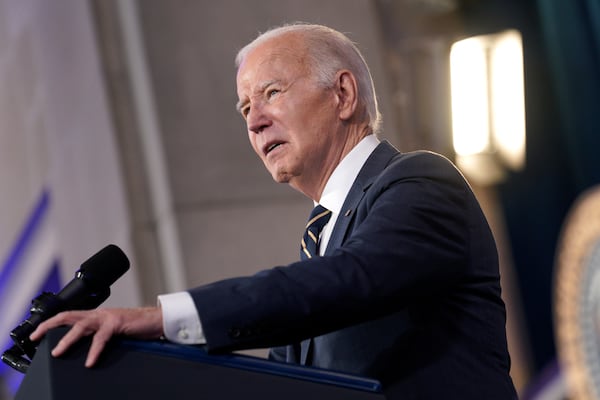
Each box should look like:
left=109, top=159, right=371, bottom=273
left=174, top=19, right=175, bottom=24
left=318, top=134, right=380, bottom=214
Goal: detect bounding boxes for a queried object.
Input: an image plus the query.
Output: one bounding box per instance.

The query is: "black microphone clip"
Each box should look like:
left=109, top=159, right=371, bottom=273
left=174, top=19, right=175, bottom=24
left=1, top=244, right=128, bottom=373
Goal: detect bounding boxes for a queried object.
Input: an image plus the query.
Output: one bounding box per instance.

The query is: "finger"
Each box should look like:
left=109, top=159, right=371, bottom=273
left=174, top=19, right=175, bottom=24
left=51, top=321, right=93, bottom=358
left=30, top=310, right=85, bottom=341
left=85, top=327, right=112, bottom=368
left=29, top=325, right=46, bottom=342
left=30, top=314, right=68, bottom=341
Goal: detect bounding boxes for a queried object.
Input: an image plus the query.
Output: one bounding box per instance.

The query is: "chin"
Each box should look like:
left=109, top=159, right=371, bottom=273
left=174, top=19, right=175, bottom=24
left=270, top=169, right=293, bottom=184
left=272, top=174, right=291, bottom=184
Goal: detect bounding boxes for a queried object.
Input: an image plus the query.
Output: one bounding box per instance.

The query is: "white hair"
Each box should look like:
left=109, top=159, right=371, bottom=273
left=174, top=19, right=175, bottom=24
left=236, top=23, right=382, bottom=134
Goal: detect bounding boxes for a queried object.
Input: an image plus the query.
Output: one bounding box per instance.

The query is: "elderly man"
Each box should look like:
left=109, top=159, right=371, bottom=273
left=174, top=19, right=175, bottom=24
left=32, top=23, right=517, bottom=399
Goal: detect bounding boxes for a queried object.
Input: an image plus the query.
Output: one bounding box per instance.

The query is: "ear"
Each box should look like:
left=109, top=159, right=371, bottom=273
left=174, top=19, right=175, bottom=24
left=334, top=70, right=359, bottom=122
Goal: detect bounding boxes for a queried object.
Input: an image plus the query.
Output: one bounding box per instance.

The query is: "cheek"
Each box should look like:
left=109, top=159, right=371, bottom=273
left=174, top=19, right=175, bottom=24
left=247, top=131, right=261, bottom=156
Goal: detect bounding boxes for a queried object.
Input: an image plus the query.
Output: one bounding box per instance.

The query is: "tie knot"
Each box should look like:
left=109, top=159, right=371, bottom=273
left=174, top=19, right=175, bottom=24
left=306, top=204, right=332, bottom=231
left=301, top=205, right=332, bottom=260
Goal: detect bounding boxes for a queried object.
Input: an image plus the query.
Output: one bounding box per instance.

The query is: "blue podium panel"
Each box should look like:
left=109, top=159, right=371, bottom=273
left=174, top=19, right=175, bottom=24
left=15, top=328, right=386, bottom=400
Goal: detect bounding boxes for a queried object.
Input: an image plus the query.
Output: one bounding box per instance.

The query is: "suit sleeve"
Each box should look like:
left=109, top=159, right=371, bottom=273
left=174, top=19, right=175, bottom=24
left=188, top=152, right=491, bottom=353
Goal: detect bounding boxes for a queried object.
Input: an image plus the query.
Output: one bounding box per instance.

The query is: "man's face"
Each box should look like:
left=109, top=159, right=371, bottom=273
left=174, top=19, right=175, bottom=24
left=236, top=35, right=344, bottom=198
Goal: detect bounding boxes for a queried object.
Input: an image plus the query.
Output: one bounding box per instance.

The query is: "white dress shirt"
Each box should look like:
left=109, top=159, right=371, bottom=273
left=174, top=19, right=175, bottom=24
left=158, top=134, right=380, bottom=344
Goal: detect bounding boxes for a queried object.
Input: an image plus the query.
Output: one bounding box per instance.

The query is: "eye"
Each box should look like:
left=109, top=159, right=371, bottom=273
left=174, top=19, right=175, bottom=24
left=267, top=88, right=280, bottom=99
left=241, top=105, right=250, bottom=118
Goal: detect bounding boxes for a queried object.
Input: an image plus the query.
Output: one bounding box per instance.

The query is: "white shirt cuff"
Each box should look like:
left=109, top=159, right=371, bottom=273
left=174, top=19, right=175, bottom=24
left=157, top=291, right=206, bottom=344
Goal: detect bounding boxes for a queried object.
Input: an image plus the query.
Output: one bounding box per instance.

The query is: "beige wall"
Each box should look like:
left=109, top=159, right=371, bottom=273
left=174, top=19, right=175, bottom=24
left=94, top=0, right=400, bottom=300
left=0, top=0, right=399, bottom=319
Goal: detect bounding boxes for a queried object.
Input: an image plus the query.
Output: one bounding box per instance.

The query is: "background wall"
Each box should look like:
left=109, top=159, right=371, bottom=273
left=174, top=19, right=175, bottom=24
left=0, top=0, right=401, bottom=396
left=98, top=0, right=401, bottom=301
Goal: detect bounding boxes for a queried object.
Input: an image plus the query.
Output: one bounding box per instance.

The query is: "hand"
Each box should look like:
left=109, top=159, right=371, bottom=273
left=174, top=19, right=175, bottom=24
left=29, top=307, right=163, bottom=368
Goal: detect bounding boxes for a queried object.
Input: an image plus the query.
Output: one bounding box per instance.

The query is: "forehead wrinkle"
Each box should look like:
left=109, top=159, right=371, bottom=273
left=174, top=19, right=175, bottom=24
left=235, top=39, right=309, bottom=113
left=236, top=79, right=280, bottom=113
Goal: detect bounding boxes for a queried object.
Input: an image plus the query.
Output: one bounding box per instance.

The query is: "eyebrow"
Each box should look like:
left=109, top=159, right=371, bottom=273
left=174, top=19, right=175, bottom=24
left=235, top=79, right=280, bottom=114
left=235, top=99, right=247, bottom=114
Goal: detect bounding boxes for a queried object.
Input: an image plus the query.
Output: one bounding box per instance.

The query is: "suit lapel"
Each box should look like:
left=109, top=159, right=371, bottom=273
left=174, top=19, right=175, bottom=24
left=324, top=140, right=399, bottom=255
left=300, top=141, right=398, bottom=366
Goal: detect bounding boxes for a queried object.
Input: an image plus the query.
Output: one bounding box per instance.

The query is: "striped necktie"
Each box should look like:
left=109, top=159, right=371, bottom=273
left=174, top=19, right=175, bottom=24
left=300, top=205, right=332, bottom=260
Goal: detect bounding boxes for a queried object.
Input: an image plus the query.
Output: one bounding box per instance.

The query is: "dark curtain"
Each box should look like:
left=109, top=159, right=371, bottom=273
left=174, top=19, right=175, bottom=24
left=462, top=0, right=600, bottom=376
left=504, top=0, right=600, bottom=373
left=536, top=0, right=600, bottom=190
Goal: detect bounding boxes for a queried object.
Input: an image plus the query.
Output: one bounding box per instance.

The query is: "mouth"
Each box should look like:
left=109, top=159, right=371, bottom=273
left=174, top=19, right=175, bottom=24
left=263, top=141, right=285, bottom=156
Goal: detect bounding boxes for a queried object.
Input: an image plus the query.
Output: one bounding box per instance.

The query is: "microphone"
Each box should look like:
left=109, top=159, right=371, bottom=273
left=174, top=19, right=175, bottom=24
left=1, top=244, right=129, bottom=371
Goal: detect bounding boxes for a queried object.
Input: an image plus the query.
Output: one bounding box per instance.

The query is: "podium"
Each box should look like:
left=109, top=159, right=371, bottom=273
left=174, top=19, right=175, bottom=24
left=15, top=328, right=386, bottom=399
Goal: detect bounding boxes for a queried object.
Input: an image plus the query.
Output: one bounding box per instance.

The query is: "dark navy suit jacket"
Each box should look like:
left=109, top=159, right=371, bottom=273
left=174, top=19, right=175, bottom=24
left=189, top=141, right=517, bottom=399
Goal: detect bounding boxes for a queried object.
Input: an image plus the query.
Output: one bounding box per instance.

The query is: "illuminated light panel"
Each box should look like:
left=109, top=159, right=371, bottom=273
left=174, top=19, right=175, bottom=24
left=450, top=30, right=526, bottom=184
left=450, top=36, right=490, bottom=156
left=490, top=31, right=526, bottom=170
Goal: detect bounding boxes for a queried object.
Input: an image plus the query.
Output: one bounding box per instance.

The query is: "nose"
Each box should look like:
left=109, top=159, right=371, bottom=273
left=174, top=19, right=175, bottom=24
left=246, top=103, right=272, bottom=134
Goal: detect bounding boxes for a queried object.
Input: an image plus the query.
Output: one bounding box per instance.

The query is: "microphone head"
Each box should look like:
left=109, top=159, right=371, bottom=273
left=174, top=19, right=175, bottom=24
left=79, top=244, right=130, bottom=289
